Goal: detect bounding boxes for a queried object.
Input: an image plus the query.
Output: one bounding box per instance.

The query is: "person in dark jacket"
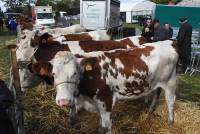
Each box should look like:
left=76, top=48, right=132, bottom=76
left=177, top=17, right=193, bottom=72
left=164, top=22, right=173, bottom=39
left=151, top=19, right=168, bottom=42
left=0, top=79, right=15, bottom=134
left=141, top=18, right=154, bottom=42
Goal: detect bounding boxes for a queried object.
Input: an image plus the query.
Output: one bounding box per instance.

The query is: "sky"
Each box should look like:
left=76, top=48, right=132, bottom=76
left=120, top=0, right=146, bottom=12
left=0, top=0, right=6, bottom=12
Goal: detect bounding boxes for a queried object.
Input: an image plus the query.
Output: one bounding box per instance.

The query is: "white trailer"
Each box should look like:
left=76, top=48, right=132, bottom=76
left=80, top=0, right=120, bottom=30
left=33, top=6, right=55, bottom=26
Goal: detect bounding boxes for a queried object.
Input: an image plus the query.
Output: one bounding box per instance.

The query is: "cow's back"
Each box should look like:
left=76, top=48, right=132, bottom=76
left=80, top=40, right=178, bottom=100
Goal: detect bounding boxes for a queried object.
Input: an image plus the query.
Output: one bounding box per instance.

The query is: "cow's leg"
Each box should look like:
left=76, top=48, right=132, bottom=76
left=144, top=96, right=149, bottom=106
left=68, top=106, right=77, bottom=127
left=148, top=88, right=162, bottom=113
left=164, top=78, right=176, bottom=125
left=98, top=111, right=112, bottom=134
left=165, top=89, right=176, bottom=125
left=96, top=99, right=112, bottom=134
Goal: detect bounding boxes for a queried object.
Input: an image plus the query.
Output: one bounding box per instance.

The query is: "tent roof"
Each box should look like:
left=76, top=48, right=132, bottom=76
left=120, top=0, right=156, bottom=12
left=177, top=0, right=200, bottom=7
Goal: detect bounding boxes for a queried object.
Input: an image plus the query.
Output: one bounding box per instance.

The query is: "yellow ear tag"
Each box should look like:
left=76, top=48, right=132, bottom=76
left=40, top=68, right=46, bottom=76
left=85, top=64, right=92, bottom=71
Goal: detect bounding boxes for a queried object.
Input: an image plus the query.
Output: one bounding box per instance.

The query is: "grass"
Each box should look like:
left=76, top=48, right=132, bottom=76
left=177, top=74, right=200, bottom=102
left=0, top=31, right=16, bottom=82
left=0, top=32, right=200, bottom=134
left=123, top=23, right=143, bottom=30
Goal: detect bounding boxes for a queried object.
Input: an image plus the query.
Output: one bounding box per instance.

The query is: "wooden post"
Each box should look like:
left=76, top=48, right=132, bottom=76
left=7, top=44, right=25, bottom=134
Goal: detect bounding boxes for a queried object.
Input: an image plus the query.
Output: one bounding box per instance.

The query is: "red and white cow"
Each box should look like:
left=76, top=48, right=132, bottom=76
left=17, top=24, right=86, bottom=44
left=29, top=40, right=178, bottom=134
left=15, top=29, right=140, bottom=91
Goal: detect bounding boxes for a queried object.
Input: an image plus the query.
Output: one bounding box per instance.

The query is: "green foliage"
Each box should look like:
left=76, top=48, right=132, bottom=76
left=3, top=0, right=28, bottom=8
left=6, top=5, right=31, bottom=16
left=4, top=0, right=80, bottom=15
left=36, top=0, right=56, bottom=7
left=0, top=8, right=4, bottom=18
left=55, top=0, right=72, bottom=12
left=36, top=0, right=80, bottom=15
left=151, top=0, right=181, bottom=4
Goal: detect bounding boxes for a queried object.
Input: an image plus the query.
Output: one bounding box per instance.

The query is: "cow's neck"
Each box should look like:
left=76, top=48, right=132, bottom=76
left=34, top=41, right=70, bottom=61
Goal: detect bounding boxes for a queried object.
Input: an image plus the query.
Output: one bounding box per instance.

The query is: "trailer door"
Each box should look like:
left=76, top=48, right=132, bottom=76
left=81, top=0, right=106, bottom=30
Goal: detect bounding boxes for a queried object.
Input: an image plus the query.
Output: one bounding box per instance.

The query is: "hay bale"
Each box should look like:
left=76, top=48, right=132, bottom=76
left=23, top=84, right=200, bottom=134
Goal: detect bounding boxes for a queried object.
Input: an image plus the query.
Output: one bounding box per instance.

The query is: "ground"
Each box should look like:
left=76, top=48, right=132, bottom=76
left=0, top=34, right=200, bottom=134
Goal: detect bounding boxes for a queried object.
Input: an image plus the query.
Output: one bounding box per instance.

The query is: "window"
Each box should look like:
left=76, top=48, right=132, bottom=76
left=37, top=13, right=53, bottom=19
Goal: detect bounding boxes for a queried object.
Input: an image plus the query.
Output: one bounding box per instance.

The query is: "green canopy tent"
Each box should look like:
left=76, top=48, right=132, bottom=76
left=153, top=5, right=200, bottom=29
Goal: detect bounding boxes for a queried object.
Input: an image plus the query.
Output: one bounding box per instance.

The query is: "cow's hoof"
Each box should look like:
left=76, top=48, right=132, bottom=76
left=68, top=118, right=76, bottom=128
left=97, top=127, right=108, bottom=134
left=167, top=119, right=174, bottom=127
left=144, top=99, right=149, bottom=107
left=148, top=106, right=155, bottom=113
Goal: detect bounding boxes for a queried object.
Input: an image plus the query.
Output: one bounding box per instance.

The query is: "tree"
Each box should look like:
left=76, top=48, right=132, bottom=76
left=70, top=0, right=80, bottom=15
left=36, top=0, right=56, bottom=7
left=151, top=0, right=181, bottom=4
left=3, top=0, right=28, bottom=8
left=0, top=8, right=4, bottom=18
left=55, top=0, right=72, bottom=12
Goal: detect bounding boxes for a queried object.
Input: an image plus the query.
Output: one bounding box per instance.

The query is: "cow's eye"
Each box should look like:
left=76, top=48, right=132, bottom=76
left=52, top=73, right=55, bottom=76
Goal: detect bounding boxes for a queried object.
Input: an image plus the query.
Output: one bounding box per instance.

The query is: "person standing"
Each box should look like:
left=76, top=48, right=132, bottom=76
left=141, top=18, right=154, bottom=42
left=0, top=18, right=3, bottom=32
left=151, top=19, right=168, bottom=42
left=9, top=17, right=17, bottom=35
left=177, top=17, right=193, bottom=72
left=164, top=22, right=173, bottom=39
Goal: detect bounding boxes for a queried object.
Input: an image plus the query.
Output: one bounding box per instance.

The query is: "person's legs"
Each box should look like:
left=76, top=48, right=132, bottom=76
left=180, top=56, right=191, bottom=72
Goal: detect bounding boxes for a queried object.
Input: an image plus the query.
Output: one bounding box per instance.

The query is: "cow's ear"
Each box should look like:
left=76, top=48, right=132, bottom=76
left=139, top=36, right=147, bottom=45
left=28, top=62, right=41, bottom=74
left=30, top=38, right=39, bottom=47
left=81, top=57, right=97, bottom=72
left=28, top=61, right=52, bottom=76
left=31, top=33, right=40, bottom=47
left=40, top=33, right=53, bottom=45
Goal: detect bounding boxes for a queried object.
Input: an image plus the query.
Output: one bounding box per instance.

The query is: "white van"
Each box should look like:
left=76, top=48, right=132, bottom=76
left=33, top=6, right=55, bottom=26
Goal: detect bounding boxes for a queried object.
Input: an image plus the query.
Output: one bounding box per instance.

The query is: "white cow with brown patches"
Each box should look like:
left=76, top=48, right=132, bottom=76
left=29, top=40, right=178, bottom=134
left=14, top=29, right=126, bottom=91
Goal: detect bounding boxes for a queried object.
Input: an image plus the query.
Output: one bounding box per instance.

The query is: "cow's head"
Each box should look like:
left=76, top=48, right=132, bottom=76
left=16, top=30, right=41, bottom=91
left=31, top=32, right=53, bottom=47
left=28, top=61, right=54, bottom=85
left=16, top=31, right=54, bottom=91
left=28, top=51, right=81, bottom=107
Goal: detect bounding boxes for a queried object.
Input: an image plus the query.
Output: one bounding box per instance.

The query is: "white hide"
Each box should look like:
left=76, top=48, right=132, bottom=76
left=38, top=24, right=86, bottom=37
left=88, top=30, right=110, bottom=40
